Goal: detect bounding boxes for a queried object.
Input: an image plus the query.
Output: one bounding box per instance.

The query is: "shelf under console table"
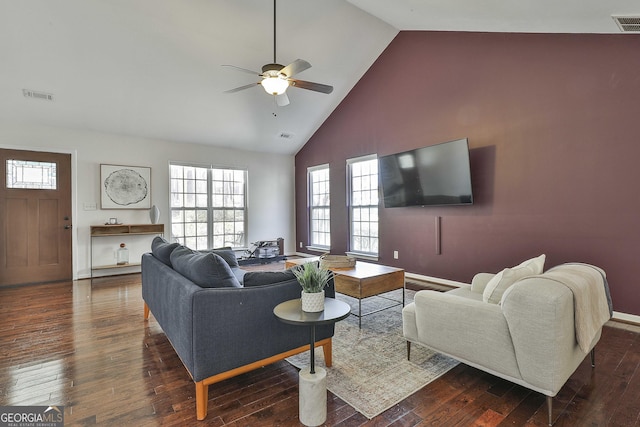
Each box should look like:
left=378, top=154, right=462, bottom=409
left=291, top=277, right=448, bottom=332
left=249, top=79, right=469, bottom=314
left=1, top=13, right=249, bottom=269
left=90, top=224, right=164, bottom=278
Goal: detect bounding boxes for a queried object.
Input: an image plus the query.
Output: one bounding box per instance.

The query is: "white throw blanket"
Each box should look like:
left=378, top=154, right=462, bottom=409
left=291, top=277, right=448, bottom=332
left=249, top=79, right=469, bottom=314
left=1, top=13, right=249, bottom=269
left=543, top=264, right=611, bottom=353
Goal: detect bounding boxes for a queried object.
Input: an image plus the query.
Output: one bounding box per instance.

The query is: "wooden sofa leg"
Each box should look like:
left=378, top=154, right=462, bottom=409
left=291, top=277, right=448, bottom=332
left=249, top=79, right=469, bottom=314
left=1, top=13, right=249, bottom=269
left=195, top=381, right=208, bottom=421
left=323, top=339, right=333, bottom=367
left=407, top=341, right=411, bottom=360
left=547, top=395, right=553, bottom=426
left=590, top=348, right=595, bottom=367
left=143, top=302, right=150, bottom=320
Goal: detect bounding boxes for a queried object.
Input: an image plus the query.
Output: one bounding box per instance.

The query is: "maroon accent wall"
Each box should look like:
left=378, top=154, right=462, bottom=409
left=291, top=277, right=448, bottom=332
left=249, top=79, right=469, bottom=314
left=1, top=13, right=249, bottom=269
left=295, top=31, right=640, bottom=315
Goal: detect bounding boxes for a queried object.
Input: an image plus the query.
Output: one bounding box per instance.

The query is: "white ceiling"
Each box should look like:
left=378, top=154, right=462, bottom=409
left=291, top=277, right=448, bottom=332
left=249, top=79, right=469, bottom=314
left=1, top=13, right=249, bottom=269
left=1, top=1, right=636, bottom=155
left=348, top=0, right=638, bottom=33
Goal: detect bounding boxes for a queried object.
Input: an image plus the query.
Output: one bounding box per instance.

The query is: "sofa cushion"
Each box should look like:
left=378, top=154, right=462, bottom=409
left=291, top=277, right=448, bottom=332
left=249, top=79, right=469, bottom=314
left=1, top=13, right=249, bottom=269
left=243, top=270, right=296, bottom=287
left=483, top=254, right=545, bottom=304
left=151, top=236, right=180, bottom=266
left=170, top=246, right=242, bottom=288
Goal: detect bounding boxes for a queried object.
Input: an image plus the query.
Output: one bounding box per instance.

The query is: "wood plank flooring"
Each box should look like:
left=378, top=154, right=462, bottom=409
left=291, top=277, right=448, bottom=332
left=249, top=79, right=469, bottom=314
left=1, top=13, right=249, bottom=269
left=0, top=268, right=639, bottom=426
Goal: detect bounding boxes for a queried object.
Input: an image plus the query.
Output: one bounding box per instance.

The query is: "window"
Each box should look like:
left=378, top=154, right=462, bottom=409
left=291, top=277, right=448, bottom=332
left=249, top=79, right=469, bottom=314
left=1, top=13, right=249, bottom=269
left=308, top=164, right=330, bottom=248
left=348, top=155, right=379, bottom=256
left=6, top=159, right=57, bottom=189
left=211, top=168, right=246, bottom=248
left=170, top=164, right=247, bottom=250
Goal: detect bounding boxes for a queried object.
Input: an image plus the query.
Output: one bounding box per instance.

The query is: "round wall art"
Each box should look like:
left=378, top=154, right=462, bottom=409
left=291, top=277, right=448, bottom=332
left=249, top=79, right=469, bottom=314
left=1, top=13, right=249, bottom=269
left=100, top=164, right=151, bottom=209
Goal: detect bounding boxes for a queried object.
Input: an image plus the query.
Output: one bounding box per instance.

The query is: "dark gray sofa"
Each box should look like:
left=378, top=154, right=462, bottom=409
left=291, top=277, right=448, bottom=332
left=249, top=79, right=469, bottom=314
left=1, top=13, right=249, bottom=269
left=141, top=243, right=335, bottom=421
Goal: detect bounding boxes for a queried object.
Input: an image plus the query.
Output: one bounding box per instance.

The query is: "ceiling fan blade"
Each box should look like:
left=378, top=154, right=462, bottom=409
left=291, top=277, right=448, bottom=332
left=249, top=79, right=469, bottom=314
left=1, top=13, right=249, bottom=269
left=279, top=59, right=311, bottom=78
left=289, top=79, right=333, bottom=94
left=221, top=64, right=262, bottom=76
left=224, top=82, right=260, bottom=93
left=276, top=93, right=290, bottom=107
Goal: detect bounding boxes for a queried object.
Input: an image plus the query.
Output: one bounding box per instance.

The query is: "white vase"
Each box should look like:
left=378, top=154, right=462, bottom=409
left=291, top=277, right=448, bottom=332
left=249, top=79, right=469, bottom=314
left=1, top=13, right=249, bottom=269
left=149, top=205, right=160, bottom=224
left=301, top=290, right=325, bottom=312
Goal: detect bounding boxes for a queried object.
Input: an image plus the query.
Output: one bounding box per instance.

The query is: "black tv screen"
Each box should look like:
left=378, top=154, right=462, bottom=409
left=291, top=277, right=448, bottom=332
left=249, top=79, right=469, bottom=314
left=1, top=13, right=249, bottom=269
left=379, top=138, right=473, bottom=208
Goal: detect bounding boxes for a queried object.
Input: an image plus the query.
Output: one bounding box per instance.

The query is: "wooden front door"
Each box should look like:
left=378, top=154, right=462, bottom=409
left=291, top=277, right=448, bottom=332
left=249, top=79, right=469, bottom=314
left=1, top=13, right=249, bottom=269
left=0, top=149, right=72, bottom=285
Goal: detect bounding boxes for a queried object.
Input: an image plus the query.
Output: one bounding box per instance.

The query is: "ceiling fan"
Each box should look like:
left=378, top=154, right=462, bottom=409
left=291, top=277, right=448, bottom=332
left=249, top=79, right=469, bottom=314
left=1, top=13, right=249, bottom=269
left=222, top=0, right=333, bottom=107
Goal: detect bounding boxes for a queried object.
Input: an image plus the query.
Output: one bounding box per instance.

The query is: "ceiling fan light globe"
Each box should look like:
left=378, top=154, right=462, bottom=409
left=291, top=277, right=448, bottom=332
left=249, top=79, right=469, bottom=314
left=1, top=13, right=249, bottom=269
left=261, top=77, right=289, bottom=95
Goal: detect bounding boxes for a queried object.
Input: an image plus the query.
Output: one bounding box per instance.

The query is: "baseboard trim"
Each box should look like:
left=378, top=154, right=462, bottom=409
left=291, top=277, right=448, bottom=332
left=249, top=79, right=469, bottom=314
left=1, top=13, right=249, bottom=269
left=405, top=272, right=468, bottom=289
left=612, top=311, right=640, bottom=325
left=294, top=252, right=316, bottom=258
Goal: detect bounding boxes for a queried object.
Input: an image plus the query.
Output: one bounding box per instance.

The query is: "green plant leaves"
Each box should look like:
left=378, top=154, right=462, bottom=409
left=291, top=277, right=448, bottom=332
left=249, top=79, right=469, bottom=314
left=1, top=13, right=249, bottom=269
left=292, top=262, right=333, bottom=293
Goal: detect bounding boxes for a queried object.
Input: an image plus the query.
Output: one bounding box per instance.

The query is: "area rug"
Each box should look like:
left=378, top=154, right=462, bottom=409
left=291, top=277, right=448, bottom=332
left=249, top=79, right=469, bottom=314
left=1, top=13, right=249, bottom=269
left=286, top=289, right=459, bottom=419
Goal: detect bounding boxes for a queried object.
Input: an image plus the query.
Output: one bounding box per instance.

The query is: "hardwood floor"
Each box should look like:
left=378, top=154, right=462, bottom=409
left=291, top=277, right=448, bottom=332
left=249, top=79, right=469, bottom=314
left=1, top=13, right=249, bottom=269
left=0, top=268, right=639, bottom=426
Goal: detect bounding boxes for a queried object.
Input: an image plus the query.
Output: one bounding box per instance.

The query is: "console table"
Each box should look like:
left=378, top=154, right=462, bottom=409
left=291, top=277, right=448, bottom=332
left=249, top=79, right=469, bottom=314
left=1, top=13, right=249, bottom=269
left=90, top=224, right=164, bottom=278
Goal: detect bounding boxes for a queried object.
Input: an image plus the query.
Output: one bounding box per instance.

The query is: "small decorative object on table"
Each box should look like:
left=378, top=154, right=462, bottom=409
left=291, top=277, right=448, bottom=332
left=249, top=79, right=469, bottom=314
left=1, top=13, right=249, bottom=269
left=292, top=262, right=333, bottom=312
left=149, top=205, right=160, bottom=224
left=117, top=243, right=129, bottom=265
left=319, top=254, right=356, bottom=269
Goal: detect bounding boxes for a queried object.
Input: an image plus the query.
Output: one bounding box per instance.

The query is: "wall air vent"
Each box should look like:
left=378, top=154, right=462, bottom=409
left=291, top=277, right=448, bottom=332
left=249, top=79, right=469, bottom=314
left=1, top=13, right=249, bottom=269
left=613, top=16, right=640, bottom=32
left=278, top=132, right=294, bottom=140
left=22, top=89, right=54, bottom=101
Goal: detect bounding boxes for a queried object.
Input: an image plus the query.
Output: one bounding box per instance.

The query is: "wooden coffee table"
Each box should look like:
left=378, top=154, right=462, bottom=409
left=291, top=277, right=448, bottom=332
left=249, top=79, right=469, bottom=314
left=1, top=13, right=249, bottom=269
left=285, top=257, right=405, bottom=328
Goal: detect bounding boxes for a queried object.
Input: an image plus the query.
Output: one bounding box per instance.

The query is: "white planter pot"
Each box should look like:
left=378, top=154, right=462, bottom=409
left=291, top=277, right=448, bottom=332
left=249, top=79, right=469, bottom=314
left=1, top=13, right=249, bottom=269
left=301, top=290, right=325, bottom=312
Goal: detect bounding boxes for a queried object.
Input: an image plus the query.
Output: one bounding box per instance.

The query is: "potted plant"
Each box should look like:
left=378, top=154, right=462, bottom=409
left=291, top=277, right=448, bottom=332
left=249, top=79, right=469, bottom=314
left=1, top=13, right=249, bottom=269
left=292, top=262, right=333, bottom=312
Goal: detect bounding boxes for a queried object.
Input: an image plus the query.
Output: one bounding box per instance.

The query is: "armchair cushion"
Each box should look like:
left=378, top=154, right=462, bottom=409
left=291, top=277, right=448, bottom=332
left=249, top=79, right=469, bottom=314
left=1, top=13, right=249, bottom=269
left=470, top=272, right=495, bottom=294
left=482, top=254, right=546, bottom=304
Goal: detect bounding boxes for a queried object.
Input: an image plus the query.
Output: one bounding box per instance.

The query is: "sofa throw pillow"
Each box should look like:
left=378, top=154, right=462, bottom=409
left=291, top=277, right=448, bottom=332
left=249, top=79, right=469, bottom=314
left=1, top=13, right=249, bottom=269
left=170, top=246, right=242, bottom=288
left=243, top=270, right=296, bottom=287
left=482, top=254, right=546, bottom=304
left=515, top=254, right=546, bottom=275
left=482, top=266, right=533, bottom=304
left=212, top=249, right=240, bottom=268
left=482, top=268, right=519, bottom=304
left=151, top=236, right=180, bottom=267
left=196, top=248, right=239, bottom=268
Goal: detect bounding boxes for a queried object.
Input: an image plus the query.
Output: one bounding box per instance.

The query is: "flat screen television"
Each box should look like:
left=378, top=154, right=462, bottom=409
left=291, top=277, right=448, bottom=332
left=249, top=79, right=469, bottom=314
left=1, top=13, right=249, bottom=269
left=378, top=138, right=473, bottom=208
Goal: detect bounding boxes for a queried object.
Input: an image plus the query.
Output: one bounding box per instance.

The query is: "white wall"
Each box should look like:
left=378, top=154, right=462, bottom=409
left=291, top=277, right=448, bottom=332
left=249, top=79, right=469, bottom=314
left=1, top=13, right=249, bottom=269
left=0, top=121, right=296, bottom=279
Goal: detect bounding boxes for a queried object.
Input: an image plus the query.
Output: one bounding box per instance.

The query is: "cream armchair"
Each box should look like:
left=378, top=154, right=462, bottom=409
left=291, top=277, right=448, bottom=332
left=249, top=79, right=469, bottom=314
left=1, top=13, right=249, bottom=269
left=402, top=262, right=611, bottom=426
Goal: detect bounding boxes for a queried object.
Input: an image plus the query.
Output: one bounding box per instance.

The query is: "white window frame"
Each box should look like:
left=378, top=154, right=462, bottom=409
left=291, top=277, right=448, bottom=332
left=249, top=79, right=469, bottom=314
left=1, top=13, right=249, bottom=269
left=169, top=162, right=247, bottom=250
left=307, top=164, right=331, bottom=251
left=346, top=154, right=379, bottom=260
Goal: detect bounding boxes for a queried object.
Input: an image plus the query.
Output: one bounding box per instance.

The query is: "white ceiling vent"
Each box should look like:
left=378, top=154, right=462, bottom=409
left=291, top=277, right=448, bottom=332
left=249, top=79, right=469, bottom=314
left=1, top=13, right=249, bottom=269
left=22, top=89, right=54, bottom=101
left=612, top=16, right=640, bottom=33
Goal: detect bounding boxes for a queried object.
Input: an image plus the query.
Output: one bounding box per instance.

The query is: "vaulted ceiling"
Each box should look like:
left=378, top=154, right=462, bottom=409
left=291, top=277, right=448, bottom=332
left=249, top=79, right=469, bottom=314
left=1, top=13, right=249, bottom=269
left=1, top=0, right=637, bottom=154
